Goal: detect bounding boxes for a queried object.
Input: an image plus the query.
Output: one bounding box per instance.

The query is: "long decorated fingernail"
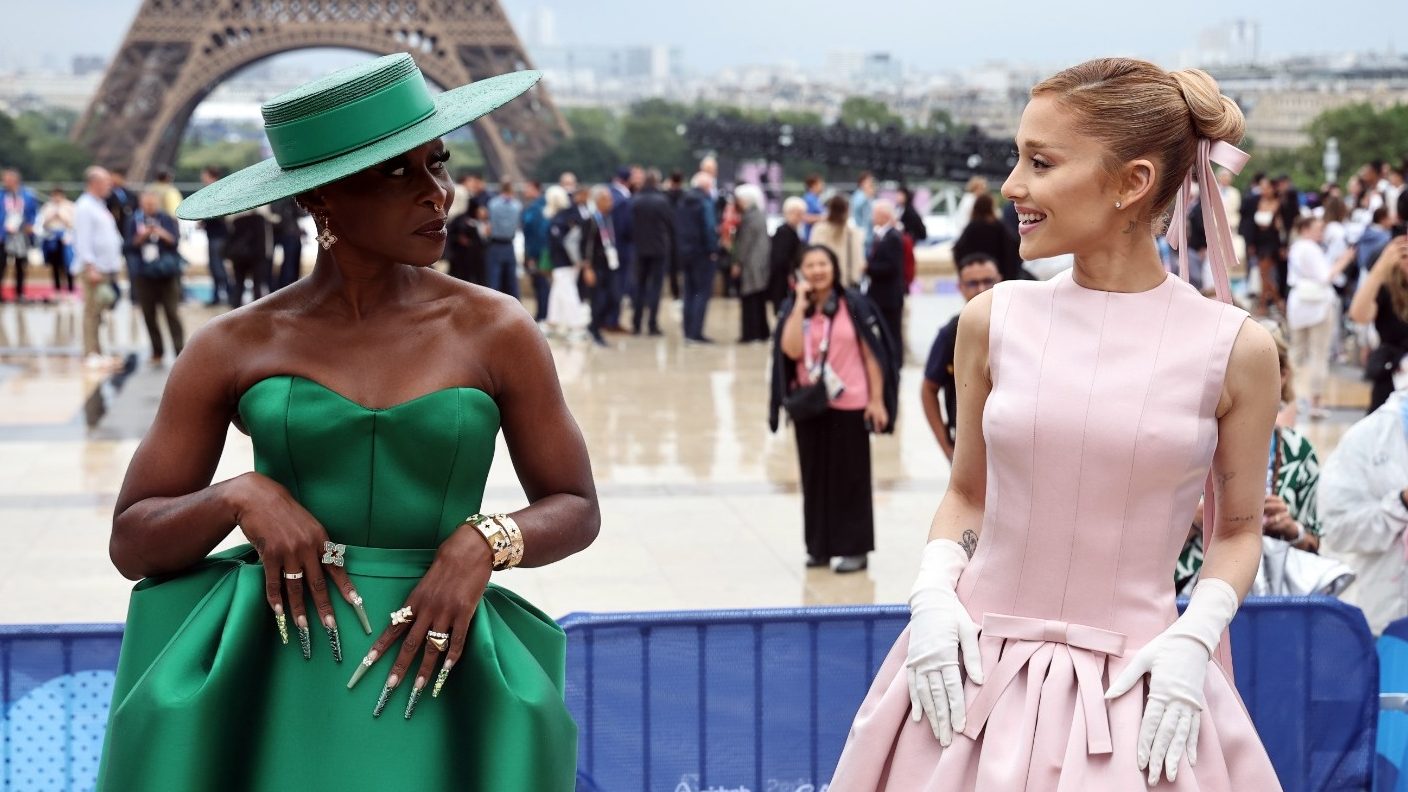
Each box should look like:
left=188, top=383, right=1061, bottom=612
left=323, top=615, right=342, bottom=663
left=350, top=592, right=372, bottom=635
left=372, top=674, right=399, bottom=718
left=273, top=605, right=289, bottom=645
left=296, top=615, right=311, bottom=660
left=347, top=650, right=377, bottom=689
left=432, top=662, right=452, bottom=698
left=404, top=677, right=425, bottom=719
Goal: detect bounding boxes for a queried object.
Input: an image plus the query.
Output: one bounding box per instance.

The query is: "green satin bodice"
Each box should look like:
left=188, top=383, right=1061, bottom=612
left=99, top=374, right=577, bottom=791
left=238, top=375, right=500, bottom=548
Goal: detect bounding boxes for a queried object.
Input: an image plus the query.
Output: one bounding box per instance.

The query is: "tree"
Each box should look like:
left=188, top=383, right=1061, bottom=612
left=29, top=139, right=91, bottom=182
left=534, top=136, right=623, bottom=184
left=0, top=112, right=34, bottom=176
left=1238, top=102, right=1408, bottom=191
left=1305, top=102, right=1408, bottom=177
left=839, top=96, right=903, bottom=131
left=561, top=107, right=623, bottom=150
left=175, top=141, right=264, bottom=182
left=925, top=108, right=970, bottom=137
left=621, top=115, right=690, bottom=173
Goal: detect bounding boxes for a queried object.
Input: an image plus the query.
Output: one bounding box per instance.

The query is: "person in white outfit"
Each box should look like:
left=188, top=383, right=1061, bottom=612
left=1320, top=389, right=1408, bottom=634
left=73, top=166, right=125, bottom=369
left=543, top=185, right=587, bottom=339
left=1285, top=215, right=1355, bottom=419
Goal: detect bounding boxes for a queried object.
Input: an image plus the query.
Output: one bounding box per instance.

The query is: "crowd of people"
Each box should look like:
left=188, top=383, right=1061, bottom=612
left=0, top=163, right=310, bottom=369
left=8, top=139, right=1408, bottom=618
left=432, top=159, right=936, bottom=354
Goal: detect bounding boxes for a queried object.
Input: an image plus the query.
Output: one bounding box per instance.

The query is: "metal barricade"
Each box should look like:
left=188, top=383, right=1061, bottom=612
left=0, top=598, right=1379, bottom=791
left=561, top=598, right=1377, bottom=792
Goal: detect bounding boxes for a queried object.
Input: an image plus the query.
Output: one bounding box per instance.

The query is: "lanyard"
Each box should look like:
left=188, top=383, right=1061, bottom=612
left=802, top=315, right=832, bottom=375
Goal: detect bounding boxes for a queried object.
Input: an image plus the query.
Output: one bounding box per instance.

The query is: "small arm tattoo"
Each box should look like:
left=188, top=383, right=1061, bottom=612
left=960, top=529, right=979, bottom=558
left=1216, top=471, right=1235, bottom=487
left=1227, top=513, right=1258, bottom=524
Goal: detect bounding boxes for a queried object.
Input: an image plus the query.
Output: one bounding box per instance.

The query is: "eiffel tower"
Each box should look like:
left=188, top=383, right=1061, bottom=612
left=73, top=0, right=569, bottom=182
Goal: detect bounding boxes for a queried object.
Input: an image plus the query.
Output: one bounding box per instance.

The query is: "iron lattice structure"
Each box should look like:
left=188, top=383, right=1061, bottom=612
left=683, top=115, right=1018, bottom=182
left=73, top=0, right=570, bottom=182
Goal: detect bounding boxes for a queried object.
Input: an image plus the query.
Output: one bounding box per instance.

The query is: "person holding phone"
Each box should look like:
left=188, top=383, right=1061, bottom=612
left=124, top=190, right=185, bottom=365
left=769, top=245, right=898, bottom=573
left=1348, top=232, right=1408, bottom=413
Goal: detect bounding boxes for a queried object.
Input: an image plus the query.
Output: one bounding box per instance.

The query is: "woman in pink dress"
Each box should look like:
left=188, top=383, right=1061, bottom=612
left=830, top=58, right=1284, bottom=790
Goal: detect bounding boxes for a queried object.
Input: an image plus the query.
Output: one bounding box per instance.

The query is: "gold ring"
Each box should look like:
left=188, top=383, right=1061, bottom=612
left=427, top=632, right=449, bottom=652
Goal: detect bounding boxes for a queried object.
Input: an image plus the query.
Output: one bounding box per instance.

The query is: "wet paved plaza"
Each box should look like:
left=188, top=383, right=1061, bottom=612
left=0, top=282, right=1367, bottom=624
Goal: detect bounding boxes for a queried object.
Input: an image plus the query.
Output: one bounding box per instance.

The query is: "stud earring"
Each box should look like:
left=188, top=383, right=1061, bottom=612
left=1114, top=200, right=1123, bottom=209
left=314, top=212, right=338, bottom=250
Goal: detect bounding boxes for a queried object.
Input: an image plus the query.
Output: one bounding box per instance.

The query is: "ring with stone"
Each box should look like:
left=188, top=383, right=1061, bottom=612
left=282, top=571, right=305, bottom=580
left=390, top=606, right=414, bottom=626
left=426, top=631, right=450, bottom=652
left=321, top=541, right=347, bottom=567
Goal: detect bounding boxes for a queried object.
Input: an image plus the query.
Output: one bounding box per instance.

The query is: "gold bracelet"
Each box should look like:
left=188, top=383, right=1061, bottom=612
left=465, top=513, right=525, bottom=571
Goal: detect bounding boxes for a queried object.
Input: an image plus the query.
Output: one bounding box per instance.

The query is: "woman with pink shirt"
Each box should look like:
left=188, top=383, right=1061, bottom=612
left=769, top=244, right=899, bottom=573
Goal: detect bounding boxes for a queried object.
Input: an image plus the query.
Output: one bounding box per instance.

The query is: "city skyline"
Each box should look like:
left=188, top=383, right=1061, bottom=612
left=4, top=0, right=1405, bottom=75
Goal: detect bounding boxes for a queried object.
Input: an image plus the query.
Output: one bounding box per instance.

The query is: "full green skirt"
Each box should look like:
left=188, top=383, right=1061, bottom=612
left=97, top=545, right=577, bottom=791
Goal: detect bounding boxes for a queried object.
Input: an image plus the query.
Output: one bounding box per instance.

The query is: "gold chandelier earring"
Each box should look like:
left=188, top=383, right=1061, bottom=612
left=314, top=211, right=338, bottom=250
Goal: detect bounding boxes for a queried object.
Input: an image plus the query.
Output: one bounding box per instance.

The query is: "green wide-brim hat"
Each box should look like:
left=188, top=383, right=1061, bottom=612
left=176, top=53, right=540, bottom=220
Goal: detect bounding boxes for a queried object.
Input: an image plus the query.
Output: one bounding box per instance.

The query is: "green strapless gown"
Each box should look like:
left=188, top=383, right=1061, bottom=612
left=97, top=375, right=577, bottom=791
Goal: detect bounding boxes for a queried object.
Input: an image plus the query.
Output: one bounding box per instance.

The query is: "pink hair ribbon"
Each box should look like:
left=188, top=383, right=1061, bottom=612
left=1165, top=138, right=1252, bottom=676
left=1164, top=138, right=1251, bottom=306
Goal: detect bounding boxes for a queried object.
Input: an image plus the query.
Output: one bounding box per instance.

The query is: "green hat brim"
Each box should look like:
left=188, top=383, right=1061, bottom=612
left=176, top=69, right=542, bottom=221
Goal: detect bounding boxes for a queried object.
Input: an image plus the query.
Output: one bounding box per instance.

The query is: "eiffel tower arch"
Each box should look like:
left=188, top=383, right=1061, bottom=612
left=73, top=0, right=570, bottom=184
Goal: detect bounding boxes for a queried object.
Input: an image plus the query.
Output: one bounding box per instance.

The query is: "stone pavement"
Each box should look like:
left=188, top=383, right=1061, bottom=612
left=0, top=281, right=1368, bottom=623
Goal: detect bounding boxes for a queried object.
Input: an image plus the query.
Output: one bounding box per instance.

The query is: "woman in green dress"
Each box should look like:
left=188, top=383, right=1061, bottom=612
left=97, top=55, right=598, bottom=791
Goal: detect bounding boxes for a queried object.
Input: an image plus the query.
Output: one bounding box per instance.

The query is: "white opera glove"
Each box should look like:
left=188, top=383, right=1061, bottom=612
left=1105, top=578, right=1239, bottom=786
left=904, top=539, right=985, bottom=746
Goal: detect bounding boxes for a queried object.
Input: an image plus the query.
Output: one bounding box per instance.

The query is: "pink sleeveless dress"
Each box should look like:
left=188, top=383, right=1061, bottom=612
left=830, top=269, right=1283, bottom=791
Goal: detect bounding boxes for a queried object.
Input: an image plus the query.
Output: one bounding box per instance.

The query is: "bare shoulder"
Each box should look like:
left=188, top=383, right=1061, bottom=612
left=432, top=269, right=537, bottom=341
left=430, top=269, right=547, bottom=390
left=955, top=287, right=995, bottom=350
left=1219, top=316, right=1279, bottom=417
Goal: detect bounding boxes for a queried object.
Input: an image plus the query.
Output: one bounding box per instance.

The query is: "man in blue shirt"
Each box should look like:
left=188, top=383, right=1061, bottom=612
left=519, top=181, right=550, bottom=322
left=1358, top=207, right=1395, bottom=273
left=801, top=174, right=825, bottom=242
left=1, top=168, right=40, bottom=302
left=485, top=180, right=523, bottom=298
left=921, top=253, right=1002, bottom=461
left=850, top=171, right=876, bottom=250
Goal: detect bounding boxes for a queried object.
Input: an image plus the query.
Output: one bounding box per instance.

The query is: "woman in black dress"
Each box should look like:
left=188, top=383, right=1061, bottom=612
left=950, top=193, right=1021, bottom=282
left=1349, top=234, right=1408, bottom=413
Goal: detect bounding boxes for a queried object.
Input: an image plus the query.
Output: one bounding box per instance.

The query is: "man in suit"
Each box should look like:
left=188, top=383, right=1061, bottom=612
left=629, top=170, right=674, bottom=336
left=866, top=199, right=906, bottom=354
left=563, top=185, right=616, bottom=347
left=676, top=172, right=719, bottom=344
left=605, top=167, right=637, bottom=331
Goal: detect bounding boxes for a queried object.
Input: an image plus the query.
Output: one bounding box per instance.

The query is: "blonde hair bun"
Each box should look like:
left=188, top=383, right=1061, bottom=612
left=1170, top=69, right=1245, bottom=144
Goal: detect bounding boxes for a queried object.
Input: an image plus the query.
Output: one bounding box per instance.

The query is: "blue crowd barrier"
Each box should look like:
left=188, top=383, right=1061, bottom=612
left=0, top=598, right=1379, bottom=791
left=1376, top=618, right=1408, bottom=791
left=561, top=598, right=1377, bottom=792
left=0, top=624, right=122, bottom=792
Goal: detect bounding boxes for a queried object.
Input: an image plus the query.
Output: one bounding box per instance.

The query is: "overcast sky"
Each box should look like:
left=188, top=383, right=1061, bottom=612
left=4, top=0, right=1404, bottom=73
